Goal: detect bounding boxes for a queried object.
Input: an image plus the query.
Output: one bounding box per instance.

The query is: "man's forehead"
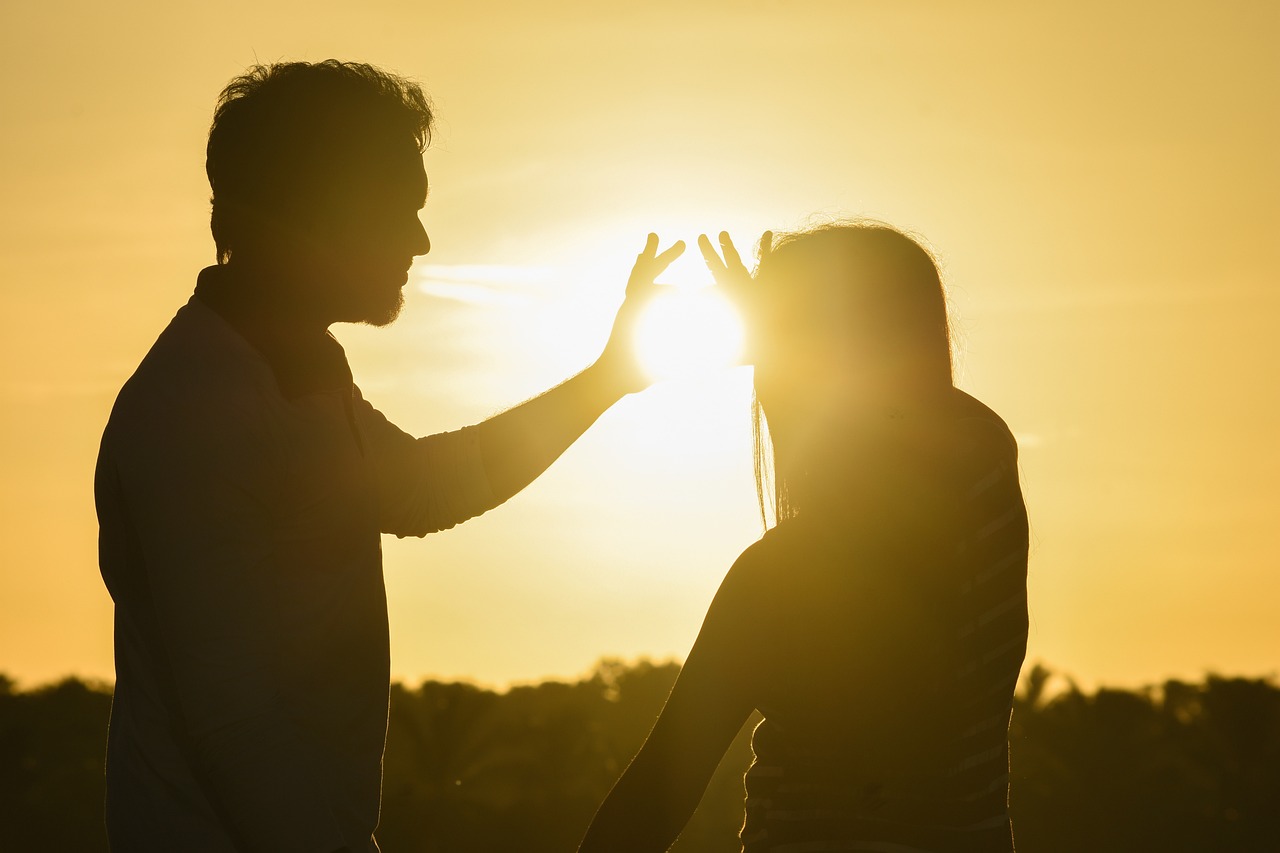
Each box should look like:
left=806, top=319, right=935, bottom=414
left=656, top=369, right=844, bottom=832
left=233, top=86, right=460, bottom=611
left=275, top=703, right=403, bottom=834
left=327, top=142, right=426, bottom=205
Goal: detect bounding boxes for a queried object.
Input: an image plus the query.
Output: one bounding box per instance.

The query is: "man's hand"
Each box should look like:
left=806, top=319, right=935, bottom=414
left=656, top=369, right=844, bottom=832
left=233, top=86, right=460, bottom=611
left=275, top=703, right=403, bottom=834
left=593, top=233, right=686, bottom=395
left=698, top=230, right=772, bottom=364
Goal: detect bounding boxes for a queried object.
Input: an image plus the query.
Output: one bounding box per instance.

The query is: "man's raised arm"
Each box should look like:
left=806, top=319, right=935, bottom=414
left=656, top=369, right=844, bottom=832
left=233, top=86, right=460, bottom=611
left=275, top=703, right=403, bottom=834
left=366, top=235, right=685, bottom=537
left=474, top=234, right=684, bottom=503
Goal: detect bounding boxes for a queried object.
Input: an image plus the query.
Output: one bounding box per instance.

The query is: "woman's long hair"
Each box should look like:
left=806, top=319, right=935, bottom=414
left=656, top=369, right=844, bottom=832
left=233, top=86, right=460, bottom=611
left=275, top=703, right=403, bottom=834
left=751, top=222, right=955, bottom=528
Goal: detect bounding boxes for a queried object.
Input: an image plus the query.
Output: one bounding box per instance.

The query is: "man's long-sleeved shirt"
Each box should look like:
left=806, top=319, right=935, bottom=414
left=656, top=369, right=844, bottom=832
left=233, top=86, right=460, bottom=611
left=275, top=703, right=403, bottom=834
left=95, top=269, right=494, bottom=852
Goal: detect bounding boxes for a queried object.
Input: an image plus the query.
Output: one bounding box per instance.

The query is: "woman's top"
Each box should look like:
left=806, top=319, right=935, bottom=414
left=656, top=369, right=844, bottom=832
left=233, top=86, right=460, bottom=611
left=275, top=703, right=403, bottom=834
left=737, top=391, right=1029, bottom=853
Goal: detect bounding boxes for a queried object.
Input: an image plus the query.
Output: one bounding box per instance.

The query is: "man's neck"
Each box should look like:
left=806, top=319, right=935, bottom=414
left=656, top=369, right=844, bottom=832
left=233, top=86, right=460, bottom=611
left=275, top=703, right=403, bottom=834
left=195, top=263, right=353, bottom=398
left=203, top=261, right=332, bottom=336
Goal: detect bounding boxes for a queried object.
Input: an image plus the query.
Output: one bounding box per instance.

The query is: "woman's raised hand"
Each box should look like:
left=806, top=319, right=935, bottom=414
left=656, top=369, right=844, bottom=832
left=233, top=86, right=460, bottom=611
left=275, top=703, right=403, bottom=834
left=698, top=230, right=772, bottom=361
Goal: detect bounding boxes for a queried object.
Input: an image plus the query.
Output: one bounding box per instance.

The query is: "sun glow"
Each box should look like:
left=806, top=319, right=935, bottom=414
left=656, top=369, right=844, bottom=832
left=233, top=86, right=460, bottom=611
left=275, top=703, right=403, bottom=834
left=634, top=286, right=745, bottom=382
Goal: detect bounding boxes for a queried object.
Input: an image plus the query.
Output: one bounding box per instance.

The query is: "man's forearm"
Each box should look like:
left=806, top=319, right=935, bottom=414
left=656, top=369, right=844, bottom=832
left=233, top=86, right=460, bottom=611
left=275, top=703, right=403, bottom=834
left=475, top=361, right=628, bottom=505
left=467, top=233, right=688, bottom=506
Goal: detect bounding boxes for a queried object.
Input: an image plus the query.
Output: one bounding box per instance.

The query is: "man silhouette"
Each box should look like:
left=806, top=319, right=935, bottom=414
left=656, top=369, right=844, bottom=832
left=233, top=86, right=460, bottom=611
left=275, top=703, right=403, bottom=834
left=94, top=60, right=682, bottom=852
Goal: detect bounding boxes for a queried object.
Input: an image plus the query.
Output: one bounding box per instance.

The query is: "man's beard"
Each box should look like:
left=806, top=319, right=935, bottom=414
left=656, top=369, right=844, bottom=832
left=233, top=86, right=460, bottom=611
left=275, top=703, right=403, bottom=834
left=313, top=271, right=406, bottom=327
left=360, top=287, right=405, bottom=327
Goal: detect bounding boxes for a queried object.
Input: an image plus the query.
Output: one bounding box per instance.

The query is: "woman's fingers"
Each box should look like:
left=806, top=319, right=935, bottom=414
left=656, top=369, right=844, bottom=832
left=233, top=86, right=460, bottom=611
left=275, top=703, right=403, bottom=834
left=698, top=233, right=727, bottom=277
left=719, top=231, right=745, bottom=273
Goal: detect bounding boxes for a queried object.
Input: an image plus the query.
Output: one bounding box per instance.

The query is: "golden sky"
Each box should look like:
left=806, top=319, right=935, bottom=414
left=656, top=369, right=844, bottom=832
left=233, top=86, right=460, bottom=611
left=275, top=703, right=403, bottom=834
left=1, top=0, right=1277, bottom=690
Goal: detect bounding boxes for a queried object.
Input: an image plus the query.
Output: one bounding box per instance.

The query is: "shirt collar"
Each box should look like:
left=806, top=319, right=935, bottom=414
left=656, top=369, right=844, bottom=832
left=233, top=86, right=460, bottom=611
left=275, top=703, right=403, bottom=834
left=194, top=265, right=353, bottom=399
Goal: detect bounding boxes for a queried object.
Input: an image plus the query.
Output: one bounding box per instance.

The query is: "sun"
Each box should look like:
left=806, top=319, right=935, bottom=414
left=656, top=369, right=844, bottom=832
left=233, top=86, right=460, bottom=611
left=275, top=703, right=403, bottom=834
left=634, top=286, right=745, bottom=382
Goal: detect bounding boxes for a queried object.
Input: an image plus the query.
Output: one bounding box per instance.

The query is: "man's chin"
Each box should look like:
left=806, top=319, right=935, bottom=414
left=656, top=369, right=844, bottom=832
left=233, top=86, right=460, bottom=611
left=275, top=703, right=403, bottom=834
left=357, top=290, right=406, bottom=328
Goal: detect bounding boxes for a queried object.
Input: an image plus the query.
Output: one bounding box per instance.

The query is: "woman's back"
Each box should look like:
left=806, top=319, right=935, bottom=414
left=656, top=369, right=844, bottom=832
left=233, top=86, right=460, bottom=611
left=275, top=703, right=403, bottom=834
left=578, top=227, right=1031, bottom=853
left=738, top=390, right=1029, bottom=852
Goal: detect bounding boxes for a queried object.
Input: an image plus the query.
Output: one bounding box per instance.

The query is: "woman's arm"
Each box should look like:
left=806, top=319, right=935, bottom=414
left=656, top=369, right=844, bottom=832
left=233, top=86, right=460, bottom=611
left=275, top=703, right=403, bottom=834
left=578, top=550, right=766, bottom=852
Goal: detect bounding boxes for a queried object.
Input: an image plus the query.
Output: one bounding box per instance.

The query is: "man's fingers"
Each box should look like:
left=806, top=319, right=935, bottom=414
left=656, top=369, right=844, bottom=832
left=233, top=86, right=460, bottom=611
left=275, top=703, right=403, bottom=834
left=629, top=234, right=678, bottom=291
left=653, top=240, right=686, bottom=272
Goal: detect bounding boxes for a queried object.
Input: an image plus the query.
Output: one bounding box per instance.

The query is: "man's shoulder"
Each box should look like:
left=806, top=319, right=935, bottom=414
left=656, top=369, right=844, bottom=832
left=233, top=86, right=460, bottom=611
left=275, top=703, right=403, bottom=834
left=104, top=298, right=281, bottom=453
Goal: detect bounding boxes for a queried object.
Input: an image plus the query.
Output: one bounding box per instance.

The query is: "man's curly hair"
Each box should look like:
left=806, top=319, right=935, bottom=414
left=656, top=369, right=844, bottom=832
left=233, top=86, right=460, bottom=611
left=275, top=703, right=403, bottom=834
left=205, top=60, right=434, bottom=264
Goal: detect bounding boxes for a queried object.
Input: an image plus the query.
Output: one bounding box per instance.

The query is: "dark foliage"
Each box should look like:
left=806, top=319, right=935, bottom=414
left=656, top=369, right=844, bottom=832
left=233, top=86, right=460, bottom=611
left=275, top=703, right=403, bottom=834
left=0, top=675, right=113, bottom=852
left=1008, top=664, right=1280, bottom=853
left=377, top=659, right=753, bottom=853
left=1, top=662, right=1276, bottom=852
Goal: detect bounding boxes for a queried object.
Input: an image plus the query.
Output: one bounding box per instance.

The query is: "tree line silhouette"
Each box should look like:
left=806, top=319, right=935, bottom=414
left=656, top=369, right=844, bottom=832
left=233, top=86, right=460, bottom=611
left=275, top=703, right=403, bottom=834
left=1, top=660, right=1276, bottom=852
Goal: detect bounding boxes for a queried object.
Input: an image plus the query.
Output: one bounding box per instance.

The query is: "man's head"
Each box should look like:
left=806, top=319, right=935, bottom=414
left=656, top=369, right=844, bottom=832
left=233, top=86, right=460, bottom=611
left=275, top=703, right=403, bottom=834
left=206, top=60, right=434, bottom=326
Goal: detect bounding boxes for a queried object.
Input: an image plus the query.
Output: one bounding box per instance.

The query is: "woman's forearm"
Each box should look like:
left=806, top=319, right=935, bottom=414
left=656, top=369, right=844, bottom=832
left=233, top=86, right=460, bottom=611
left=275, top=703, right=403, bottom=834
left=578, top=740, right=699, bottom=853
left=581, top=547, right=760, bottom=851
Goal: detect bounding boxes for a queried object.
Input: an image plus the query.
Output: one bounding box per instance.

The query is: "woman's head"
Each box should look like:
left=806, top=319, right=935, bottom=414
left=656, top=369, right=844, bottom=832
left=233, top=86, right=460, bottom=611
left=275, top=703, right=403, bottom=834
left=749, top=221, right=954, bottom=524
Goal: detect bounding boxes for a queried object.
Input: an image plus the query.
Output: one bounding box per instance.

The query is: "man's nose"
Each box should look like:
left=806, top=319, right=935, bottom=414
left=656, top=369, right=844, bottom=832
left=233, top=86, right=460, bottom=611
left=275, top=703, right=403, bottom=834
left=413, top=218, right=430, bottom=257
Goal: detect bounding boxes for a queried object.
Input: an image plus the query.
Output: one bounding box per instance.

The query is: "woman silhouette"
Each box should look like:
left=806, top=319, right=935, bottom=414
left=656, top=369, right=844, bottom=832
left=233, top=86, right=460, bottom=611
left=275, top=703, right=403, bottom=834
left=579, top=223, right=1029, bottom=852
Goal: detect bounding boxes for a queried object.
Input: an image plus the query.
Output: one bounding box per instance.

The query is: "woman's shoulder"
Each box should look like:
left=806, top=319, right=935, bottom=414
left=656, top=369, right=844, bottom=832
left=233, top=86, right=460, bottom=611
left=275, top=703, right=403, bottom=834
left=705, top=522, right=830, bottom=651
left=715, top=525, right=796, bottom=605
left=721, top=528, right=784, bottom=593
left=733, top=516, right=824, bottom=567
left=718, top=516, right=850, bottom=606
left=947, top=388, right=1019, bottom=462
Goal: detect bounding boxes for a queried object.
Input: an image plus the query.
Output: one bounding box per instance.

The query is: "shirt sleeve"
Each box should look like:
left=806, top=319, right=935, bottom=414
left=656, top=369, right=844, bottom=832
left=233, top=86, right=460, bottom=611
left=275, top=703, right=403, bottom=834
left=109, top=384, right=348, bottom=853
left=350, top=387, right=497, bottom=537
